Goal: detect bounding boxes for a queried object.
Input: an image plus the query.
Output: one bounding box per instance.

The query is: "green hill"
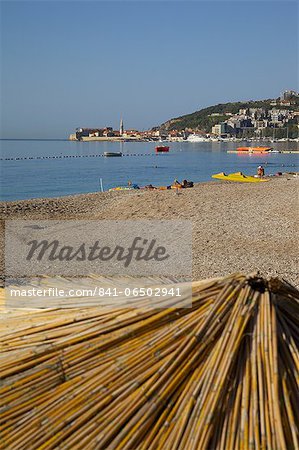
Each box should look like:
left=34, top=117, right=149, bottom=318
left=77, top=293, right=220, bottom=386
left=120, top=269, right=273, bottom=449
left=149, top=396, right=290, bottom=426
left=159, top=96, right=299, bottom=132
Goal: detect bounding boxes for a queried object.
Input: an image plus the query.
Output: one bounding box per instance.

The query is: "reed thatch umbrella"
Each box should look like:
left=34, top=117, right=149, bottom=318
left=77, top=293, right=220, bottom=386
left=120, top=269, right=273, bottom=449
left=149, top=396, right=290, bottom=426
left=0, top=273, right=298, bottom=449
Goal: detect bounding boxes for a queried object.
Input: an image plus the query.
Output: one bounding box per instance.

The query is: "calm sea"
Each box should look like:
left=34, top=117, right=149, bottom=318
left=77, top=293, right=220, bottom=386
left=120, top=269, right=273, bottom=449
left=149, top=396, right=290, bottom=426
left=1, top=140, right=298, bottom=201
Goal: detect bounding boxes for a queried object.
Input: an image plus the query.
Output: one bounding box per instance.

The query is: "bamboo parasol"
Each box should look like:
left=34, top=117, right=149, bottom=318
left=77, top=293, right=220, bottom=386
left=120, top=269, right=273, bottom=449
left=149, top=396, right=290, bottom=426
left=0, top=273, right=298, bottom=449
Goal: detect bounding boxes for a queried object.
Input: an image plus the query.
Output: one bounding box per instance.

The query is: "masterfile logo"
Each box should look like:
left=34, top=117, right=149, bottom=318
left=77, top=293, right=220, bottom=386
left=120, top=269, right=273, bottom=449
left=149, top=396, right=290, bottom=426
left=26, top=237, right=170, bottom=267
left=5, top=220, right=192, bottom=277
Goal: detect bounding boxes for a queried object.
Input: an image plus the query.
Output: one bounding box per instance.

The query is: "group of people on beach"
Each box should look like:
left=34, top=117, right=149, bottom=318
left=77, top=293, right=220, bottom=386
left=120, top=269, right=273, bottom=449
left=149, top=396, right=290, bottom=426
left=127, top=168, right=265, bottom=190
left=128, top=179, right=194, bottom=190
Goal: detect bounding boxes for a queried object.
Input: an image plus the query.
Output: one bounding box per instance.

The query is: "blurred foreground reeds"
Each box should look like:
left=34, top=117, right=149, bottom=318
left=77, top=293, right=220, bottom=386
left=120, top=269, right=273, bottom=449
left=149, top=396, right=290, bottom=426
left=0, top=273, right=298, bottom=449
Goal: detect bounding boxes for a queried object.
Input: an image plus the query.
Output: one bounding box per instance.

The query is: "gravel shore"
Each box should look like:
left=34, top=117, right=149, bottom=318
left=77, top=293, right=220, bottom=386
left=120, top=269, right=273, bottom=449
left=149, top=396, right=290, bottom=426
left=1, top=177, right=298, bottom=286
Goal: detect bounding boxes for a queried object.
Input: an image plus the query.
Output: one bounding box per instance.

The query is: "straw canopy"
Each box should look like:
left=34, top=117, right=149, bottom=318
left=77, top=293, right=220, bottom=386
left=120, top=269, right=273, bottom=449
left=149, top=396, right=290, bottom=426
left=0, top=273, right=298, bottom=449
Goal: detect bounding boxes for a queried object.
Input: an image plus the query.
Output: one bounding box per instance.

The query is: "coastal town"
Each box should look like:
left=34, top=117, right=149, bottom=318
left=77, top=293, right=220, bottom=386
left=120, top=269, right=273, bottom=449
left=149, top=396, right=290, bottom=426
left=69, top=90, right=299, bottom=142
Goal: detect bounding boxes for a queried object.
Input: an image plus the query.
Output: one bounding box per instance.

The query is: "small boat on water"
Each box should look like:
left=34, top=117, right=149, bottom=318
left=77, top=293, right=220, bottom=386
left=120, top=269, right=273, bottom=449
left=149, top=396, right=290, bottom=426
left=155, top=146, right=169, bottom=153
left=187, top=134, right=210, bottom=142
left=236, top=146, right=272, bottom=153
left=104, top=152, right=122, bottom=157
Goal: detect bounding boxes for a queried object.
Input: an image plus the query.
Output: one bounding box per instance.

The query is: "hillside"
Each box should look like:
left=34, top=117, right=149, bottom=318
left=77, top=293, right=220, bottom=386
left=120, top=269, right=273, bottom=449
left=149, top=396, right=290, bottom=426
left=159, top=96, right=299, bottom=132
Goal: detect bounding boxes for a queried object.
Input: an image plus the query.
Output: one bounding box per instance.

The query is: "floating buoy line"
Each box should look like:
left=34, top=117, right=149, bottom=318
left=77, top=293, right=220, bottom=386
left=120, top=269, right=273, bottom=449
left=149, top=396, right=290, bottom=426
left=0, top=153, right=169, bottom=162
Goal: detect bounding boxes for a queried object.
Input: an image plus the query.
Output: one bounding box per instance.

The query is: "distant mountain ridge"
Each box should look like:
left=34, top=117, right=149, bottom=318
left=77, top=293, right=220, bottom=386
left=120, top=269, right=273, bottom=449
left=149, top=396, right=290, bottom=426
left=159, top=96, right=299, bottom=132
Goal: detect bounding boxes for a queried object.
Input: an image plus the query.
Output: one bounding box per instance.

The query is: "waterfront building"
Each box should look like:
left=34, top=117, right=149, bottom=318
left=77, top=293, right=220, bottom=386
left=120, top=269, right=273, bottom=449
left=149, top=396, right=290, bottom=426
left=212, top=123, right=227, bottom=136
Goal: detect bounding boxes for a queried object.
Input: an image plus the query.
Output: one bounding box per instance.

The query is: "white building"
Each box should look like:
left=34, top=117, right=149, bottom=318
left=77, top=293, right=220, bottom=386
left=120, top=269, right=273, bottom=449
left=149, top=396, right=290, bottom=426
left=212, top=123, right=227, bottom=135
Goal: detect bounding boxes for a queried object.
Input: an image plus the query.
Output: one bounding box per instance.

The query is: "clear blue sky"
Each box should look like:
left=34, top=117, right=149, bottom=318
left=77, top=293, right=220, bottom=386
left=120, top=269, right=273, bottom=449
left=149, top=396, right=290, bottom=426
left=1, top=1, right=298, bottom=138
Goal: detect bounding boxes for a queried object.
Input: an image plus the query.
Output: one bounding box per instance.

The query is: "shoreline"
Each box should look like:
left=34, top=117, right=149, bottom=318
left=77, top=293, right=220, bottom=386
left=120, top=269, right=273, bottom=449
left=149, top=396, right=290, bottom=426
left=0, top=173, right=297, bottom=205
left=1, top=177, right=298, bottom=287
left=0, top=180, right=220, bottom=204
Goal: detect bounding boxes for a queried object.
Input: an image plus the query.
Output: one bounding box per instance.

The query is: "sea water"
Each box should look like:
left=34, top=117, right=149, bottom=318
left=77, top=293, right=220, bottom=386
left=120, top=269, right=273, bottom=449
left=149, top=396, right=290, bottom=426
left=1, top=139, right=298, bottom=201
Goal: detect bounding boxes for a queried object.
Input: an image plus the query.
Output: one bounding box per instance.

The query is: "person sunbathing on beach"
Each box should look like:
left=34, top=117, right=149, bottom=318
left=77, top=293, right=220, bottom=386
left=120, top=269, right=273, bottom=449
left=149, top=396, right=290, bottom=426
left=182, top=179, right=194, bottom=188
left=174, top=179, right=194, bottom=188
left=173, top=179, right=182, bottom=187
left=128, top=181, right=140, bottom=189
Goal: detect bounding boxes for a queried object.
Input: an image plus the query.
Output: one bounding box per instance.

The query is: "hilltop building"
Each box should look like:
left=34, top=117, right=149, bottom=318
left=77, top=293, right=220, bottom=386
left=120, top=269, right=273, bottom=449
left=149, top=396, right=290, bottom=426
left=281, top=90, right=298, bottom=101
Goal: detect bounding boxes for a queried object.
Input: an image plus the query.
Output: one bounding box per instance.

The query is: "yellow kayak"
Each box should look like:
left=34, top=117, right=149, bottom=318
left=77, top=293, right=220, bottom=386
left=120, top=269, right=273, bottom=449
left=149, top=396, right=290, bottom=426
left=212, top=172, right=269, bottom=183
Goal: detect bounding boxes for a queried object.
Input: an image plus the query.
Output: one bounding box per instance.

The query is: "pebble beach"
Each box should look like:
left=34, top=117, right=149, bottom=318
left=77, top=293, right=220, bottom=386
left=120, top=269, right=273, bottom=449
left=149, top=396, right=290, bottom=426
left=1, top=176, right=298, bottom=286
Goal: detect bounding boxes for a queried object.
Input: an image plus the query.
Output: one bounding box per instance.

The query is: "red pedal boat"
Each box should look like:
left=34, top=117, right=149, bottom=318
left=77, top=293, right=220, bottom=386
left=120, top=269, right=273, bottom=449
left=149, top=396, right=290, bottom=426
left=155, top=146, right=170, bottom=153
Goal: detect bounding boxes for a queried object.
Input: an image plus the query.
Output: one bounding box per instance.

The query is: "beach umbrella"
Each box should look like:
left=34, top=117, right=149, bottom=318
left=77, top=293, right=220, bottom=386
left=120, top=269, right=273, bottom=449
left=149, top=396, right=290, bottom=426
left=0, top=273, right=298, bottom=449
